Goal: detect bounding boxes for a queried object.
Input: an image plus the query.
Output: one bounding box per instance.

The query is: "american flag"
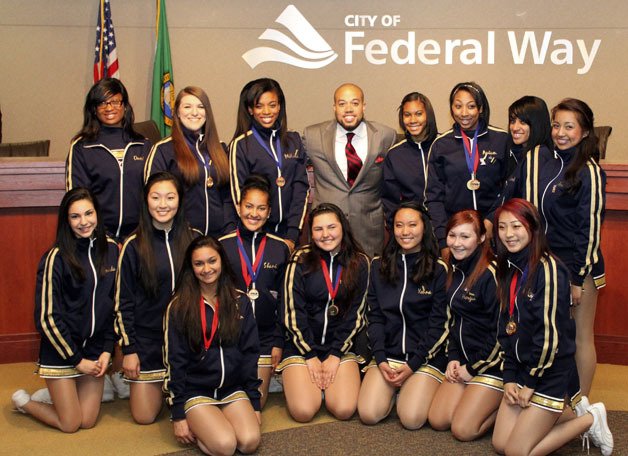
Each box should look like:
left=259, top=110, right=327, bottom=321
left=93, top=0, right=120, bottom=83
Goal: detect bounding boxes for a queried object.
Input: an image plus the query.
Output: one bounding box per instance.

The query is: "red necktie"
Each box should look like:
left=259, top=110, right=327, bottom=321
left=345, top=132, right=362, bottom=187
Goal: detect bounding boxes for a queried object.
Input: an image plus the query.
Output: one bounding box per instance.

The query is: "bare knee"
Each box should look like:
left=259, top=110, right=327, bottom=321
left=492, top=435, right=506, bottom=455
left=451, top=421, right=478, bottom=442
left=358, top=407, right=383, bottom=425
left=237, top=430, right=261, bottom=454
left=199, top=435, right=237, bottom=456
left=59, top=416, right=81, bottom=433
left=427, top=409, right=450, bottom=432
left=287, top=402, right=319, bottom=423
left=504, top=441, right=527, bottom=456
left=326, top=401, right=356, bottom=421
left=399, top=411, right=427, bottom=431
left=131, top=408, right=159, bottom=425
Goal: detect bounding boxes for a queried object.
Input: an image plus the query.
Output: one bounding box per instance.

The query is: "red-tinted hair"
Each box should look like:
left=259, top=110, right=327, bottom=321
left=445, top=209, right=494, bottom=290
left=494, top=198, right=550, bottom=311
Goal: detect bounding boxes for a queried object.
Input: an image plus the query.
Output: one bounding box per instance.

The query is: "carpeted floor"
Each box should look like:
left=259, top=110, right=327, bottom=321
left=160, top=411, right=626, bottom=456
left=3, top=362, right=627, bottom=455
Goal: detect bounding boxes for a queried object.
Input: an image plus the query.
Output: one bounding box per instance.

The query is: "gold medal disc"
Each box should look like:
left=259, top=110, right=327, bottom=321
left=467, top=178, right=480, bottom=191
left=506, top=320, right=517, bottom=336
left=276, top=176, right=286, bottom=187
left=248, top=288, right=259, bottom=300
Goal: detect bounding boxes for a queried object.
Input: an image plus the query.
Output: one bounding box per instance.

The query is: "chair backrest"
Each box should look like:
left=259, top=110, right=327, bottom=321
left=133, top=120, right=162, bottom=145
left=0, top=140, right=50, bottom=157
left=594, top=125, right=612, bottom=160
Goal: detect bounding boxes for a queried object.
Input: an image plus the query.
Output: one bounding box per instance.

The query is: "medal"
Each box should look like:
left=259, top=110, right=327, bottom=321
left=251, top=126, right=284, bottom=189
left=206, top=176, right=214, bottom=188
left=236, top=229, right=268, bottom=302
left=506, top=319, right=517, bottom=336
left=460, top=127, right=480, bottom=200
left=320, top=258, right=343, bottom=318
left=507, top=266, right=528, bottom=337
left=328, top=302, right=339, bottom=317
left=467, top=177, right=480, bottom=191
left=247, top=288, right=260, bottom=300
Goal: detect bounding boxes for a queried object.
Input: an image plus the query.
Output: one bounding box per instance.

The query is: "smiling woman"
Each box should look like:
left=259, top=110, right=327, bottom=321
left=115, top=172, right=196, bottom=425
left=66, top=78, right=152, bottom=242
left=424, top=81, right=509, bottom=253
left=229, top=78, right=310, bottom=250
left=278, top=203, right=369, bottom=424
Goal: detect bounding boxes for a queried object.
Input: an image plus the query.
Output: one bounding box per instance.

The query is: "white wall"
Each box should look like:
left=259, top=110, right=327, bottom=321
left=0, top=0, right=626, bottom=161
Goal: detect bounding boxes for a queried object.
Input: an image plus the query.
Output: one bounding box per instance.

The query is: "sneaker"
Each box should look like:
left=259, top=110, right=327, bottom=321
left=31, top=388, right=53, bottom=404
left=102, top=375, right=115, bottom=402
left=110, top=372, right=130, bottom=399
left=575, top=395, right=590, bottom=417
left=11, top=389, right=30, bottom=413
left=587, top=402, right=613, bottom=456
left=268, top=374, right=283, bottom=393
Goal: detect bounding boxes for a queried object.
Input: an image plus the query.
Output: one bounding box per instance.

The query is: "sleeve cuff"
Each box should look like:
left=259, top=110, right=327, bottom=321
left=373, top=350, right=387, bottom=366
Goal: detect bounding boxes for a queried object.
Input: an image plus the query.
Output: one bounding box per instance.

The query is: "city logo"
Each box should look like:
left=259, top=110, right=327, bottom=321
left=242, top=4, right=338, bottom=69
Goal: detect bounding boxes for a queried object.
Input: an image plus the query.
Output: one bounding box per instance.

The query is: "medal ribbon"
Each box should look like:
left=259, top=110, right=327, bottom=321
left=508, top=266, right=528, bottom=317
left=251, top=126, right=283, bottom=173
left=460, top=126, right=480, bottom=179
left=236, top=229, right=268, bottom=289
left=320, top=259, right=342, bottom=302
left=200, top=296, right=219, bottom=351
left=185, top=133, right=213, bottom=179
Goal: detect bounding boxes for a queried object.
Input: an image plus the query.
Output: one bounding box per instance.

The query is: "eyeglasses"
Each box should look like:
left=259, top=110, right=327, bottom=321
left=97, top=99, right=124, bottom=109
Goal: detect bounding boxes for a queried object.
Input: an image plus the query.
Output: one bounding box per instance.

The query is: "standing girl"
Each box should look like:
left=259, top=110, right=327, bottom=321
left=358, top=202, right=448, bottom=429
left=491, top=198, right=612, bottom=456
left=230, top=78, right=310, bottom=251
left=279, top=203, right=369, bottom=422
left=66, top=78, right=151, bottom=241
left=145, top=86, right=235, bottom=237
left=220, top=174, right=291, bottom=407
left=12, top=188, right=119, bottom=432
left=425, top=81, right=509, bottom=251
left=428, top=210, right=503, bottom=441
left=164, top=236, right=261, bottom=455
left=115, top=172, right=196, bottom=424
left=382, top=92, right=438, bottom=227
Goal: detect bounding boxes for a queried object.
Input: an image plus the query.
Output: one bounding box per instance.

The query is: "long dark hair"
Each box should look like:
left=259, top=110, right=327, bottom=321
left=232, top=78, right=289, bottom=149
left=301, top=203, right=366, bottom=313
left=170, top=236, right=241, bottom=350
left=135, top=172, right=194, bottom=297
left=494, top=198, right=550, bottom=312
left=449, top=81, right=491, bottom=127
left=170, top=86, right=229, bottom=186
left=551, top=98, right=598, bottom=194
left=73, top=78, right=142, bottom=142
left=397, top=92, right=438, bottom=143
left=56, top=188, right=108, bottom=281
left=445, top=209, right=494, bottom=289
left=508, top=95, right=553, bottom=153
left=380, top=201, right=439, bottom=285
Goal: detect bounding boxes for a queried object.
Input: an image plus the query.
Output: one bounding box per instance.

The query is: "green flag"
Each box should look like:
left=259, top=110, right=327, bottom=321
left=151, top=0, right=175, bottom=138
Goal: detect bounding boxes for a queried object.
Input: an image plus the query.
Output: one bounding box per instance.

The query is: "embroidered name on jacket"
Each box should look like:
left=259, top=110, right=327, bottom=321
left=417, top=285, right=432, bottom=295
left=480, top=150, right=498, bottom=165
left=263, top=262, right=278, bottom=270
left=462, top=290, right=477, bottom=302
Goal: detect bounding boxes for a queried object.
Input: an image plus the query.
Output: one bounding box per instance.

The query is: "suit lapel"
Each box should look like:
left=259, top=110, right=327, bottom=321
left=323, top=121, right=350, bottom=188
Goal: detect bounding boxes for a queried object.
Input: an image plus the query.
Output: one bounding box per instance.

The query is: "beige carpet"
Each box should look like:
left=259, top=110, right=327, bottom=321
left=2, top=362, right=627, bottom=455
